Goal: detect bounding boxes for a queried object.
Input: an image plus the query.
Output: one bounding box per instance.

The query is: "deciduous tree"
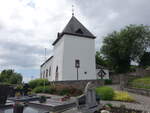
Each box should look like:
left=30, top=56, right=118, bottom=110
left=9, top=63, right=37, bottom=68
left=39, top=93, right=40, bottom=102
left=101, top=25, right=150, bottom=73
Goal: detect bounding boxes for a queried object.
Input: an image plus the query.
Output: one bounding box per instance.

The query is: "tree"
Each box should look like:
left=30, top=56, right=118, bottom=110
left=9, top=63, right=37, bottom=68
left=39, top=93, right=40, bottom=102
left=96, top=51, right=111, bottom=68
left=139, top=52, right=150, bottom=68
left=0, top=69, right=22, bottom=84
left=96, top=51, right=106, bottom=66
left=101, top=25, right=150, bottom=73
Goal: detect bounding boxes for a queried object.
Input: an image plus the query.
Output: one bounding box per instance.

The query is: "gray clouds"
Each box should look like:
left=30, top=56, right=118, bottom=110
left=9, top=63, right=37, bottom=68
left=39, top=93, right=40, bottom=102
left=74, top=0, right=150, bottom=48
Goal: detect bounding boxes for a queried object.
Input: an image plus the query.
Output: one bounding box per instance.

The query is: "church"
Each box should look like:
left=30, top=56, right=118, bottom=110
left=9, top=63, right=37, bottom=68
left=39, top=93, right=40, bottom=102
left=40, top=15, right=97, bottom=81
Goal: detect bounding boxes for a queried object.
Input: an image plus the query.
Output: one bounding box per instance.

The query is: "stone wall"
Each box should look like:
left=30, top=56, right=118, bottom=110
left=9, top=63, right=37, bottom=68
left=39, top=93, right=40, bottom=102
left=124, top=87, right=150, bottom=97
left=109, top=74, right=120, bottom=84
left=119, top=73, right=150, bottom=97
left=50, top=79, right=104, bottom=90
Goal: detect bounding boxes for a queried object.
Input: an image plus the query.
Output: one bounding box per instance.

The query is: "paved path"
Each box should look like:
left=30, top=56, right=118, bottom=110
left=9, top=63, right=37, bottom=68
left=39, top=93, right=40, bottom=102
left=106, top=85, right=150, bottom=112
left=101, top=100, right=150, bottom=112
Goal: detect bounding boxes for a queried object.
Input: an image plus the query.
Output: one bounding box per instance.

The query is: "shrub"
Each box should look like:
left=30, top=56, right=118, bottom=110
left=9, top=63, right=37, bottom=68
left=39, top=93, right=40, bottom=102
left=16, top=84, right=23, bottom=91
left=113, top=91, right=135, bottom=102
left=104, top=79, right=112, bottom=85
left=27, top=91, right=35, bottom=96
left=95, top=86, right=114, bottom=100
left=15, top=92, right=21, bottom=97
left=58, top=88, right=70, bottom=96
left=33, top=86, right=56, bottom=94
left=28, top=79, right=49, bottom=89
left=39, top=96, right=47, bottom=103
left=55, top=85, right=83, bottom=96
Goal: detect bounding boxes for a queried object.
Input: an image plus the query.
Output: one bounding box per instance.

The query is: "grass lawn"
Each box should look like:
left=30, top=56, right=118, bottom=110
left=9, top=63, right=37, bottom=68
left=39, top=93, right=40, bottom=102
left=130, top=77, right=150, bottom=89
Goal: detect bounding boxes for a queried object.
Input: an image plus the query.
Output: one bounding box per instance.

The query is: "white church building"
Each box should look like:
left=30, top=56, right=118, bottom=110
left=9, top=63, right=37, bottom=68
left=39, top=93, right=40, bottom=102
left=40, top=15, right=100, bottom=81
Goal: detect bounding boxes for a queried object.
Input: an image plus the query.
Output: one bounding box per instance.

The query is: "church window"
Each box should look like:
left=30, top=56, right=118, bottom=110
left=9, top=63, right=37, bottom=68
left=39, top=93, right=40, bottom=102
left=49, top=67, right=51, bottom=76
left=43, top=70, right=45, bottom=78
left=46, top=69, right=48, bottom=78
left=55, top=66, right=58, bottom=81
left=75, top=28, right=83, bottom=34
left=40, top=71, right=42, bottom=78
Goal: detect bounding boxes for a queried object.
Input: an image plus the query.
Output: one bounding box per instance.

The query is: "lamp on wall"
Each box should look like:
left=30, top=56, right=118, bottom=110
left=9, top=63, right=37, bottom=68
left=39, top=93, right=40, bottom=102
left=75, top=59, right=80, bottom=80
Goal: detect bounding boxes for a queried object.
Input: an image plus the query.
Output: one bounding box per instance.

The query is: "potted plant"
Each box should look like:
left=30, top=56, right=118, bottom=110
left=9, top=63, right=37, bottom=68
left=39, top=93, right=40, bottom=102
left=39, top=96, right=47, bottom=103
left=13, top=101, right=24, bottom=113
left=15, top=92, right=21, bottom=99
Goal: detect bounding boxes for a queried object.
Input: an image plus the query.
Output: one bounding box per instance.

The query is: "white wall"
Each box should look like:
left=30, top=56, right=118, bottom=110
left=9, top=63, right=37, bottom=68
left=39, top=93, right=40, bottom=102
left=40, top=58, right=53, bottom=81
left=62, top=35, right=96, bottom=80
left=51, top=37, right=64, bottom=81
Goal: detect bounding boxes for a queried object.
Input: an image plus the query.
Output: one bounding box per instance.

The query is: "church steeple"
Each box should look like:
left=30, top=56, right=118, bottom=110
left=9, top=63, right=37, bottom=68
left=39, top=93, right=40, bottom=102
left=52, top=16, right=96, bottom=45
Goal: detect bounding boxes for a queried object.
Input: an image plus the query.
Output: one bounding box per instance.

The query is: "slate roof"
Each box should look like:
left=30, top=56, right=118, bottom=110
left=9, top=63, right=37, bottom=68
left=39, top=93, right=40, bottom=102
left=41, top=56, right=53, bottom=67
left=52, top=16, right=96, bottom=45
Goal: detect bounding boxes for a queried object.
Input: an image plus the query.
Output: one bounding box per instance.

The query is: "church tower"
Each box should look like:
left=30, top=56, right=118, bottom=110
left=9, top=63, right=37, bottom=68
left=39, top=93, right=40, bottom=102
left=51, top=16, right=96, bottom=81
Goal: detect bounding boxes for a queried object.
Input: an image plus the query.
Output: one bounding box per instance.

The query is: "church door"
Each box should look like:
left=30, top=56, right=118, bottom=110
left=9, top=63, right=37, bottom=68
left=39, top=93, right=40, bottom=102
left=55, top=66, right=58, bottom=81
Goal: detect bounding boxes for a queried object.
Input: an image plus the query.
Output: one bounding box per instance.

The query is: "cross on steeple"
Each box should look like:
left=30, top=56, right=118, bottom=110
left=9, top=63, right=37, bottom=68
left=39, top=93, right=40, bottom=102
left=72, top=5, right=74, bottom=16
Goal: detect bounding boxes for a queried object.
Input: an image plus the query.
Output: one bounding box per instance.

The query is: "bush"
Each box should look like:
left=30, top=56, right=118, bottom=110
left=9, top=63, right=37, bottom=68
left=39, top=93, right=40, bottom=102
left=95, top=86, right=114, bottom=100
left=32, top=84, right=83, bottom=96
left=58, top=88, right=70, bottom=96
left=104, top=79, right=112, bottom=85
left=28, top=79, right=49, bottom=89
left=113, top=91, right=135, bottom=102
left=55, top=85, right=83, bottom=96
left=16, top=84, right=23, bottom=91
left=39, top=96, right=47, bottom=103
left=33, top=86, right=51, bottom=93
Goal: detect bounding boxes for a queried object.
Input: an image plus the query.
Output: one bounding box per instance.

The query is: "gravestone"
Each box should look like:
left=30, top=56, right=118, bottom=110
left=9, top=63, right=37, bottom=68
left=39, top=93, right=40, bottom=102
left=76, top=82, right=101, bottom=113
left=0, top=84, right=10, bottom=106
left=13, top=102, right=24, bottom=113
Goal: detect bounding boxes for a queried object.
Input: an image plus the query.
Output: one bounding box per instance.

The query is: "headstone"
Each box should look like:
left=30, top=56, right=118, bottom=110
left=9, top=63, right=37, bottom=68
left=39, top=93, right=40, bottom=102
left=84, top=82, right=97, bottom=108
left=0, top=84, right=10, bottom=106
left=13, top=102, right=24, bottom=113
left=76, top=82, right=101, bottom=113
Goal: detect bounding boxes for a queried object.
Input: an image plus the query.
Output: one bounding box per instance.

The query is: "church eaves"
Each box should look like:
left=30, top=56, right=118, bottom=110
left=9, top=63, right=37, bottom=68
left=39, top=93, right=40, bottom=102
left=52, top=16, right=96, bottom=45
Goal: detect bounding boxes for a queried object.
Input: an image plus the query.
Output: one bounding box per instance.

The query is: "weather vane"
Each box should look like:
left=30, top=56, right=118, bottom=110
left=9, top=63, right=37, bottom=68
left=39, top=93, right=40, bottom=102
left=72, top=5, right=74, bottom=16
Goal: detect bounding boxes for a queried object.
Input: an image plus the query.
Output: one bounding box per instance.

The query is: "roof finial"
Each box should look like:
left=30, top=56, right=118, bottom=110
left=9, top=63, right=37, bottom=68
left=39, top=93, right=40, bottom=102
left=72, top=5, right=74, bottom=16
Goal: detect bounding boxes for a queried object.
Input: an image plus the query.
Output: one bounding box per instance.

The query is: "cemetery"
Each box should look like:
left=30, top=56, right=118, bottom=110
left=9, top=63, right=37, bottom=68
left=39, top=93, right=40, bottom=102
left=1, top=79, right=150, bottom=113
left=0, top=1, right=150, bottom=113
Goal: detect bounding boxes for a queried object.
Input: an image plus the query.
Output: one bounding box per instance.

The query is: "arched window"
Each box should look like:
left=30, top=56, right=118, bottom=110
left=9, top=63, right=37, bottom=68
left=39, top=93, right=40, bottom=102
left=46, top=69, right=48, bottom=78
left=55, top=66, right=58, bottom=81
left=40, top=71, right=42, bottom=78
left=49, top=67, right=51, bottom=76
left=43, top=70, right=45, bottom=78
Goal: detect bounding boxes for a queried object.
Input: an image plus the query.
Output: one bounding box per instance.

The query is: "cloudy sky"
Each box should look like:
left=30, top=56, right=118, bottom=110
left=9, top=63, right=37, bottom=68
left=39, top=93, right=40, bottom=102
left=0, top=0, right=149, bottom=82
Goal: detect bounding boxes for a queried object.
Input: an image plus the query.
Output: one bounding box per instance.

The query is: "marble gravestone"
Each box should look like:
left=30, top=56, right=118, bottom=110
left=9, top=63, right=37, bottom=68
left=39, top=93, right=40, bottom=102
left=76, top=82, right=101, bottom=113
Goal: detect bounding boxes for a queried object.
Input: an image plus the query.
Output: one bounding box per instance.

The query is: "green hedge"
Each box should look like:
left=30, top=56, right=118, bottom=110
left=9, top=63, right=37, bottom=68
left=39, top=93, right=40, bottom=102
left=33, top=85, right=82, bottom=96
left=104, top=79, right=112, bottom=85
left=29, top=79, right=49, bottom=89
left=95, top=86, right=114, bottom=100
left=33, top=86, right=56, bottom=94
